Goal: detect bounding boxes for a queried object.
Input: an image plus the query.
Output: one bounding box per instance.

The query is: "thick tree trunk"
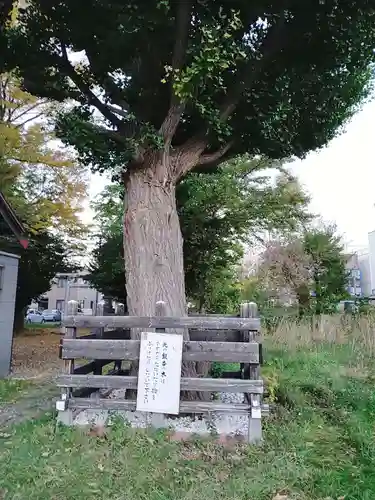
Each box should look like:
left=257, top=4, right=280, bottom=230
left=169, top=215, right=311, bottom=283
left=296, top=284, right=310, bottom=318
left=13, top=308, right=25, bottom=335
left=124, top=165, right=186, bottom=320
left=123, top=161, right=206, bottom=399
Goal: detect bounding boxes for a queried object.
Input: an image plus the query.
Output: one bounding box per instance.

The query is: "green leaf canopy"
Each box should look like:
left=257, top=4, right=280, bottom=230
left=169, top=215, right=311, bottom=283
left=2, top=1, right=375, bottom=173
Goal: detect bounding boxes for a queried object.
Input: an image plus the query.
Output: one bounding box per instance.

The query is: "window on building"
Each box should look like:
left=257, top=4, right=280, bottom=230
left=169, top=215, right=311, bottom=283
left=57, top=278, right=66, bottom=288
left=90, top=301, right=94, bottom=309
left=78, top=299, right=85, bottom=311
left=0, top=265, right=3, bottom=290
left=56, top=300, right=65, bottom=311
left=350, top=269, right=360, bottom=279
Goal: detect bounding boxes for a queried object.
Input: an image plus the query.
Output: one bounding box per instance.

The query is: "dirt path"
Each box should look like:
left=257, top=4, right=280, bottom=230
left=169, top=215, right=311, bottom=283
left=0, top=381, right=59, bottom=427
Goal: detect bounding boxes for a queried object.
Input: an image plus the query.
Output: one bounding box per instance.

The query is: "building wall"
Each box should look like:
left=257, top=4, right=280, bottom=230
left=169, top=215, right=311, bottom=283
left=368, top=230, right=375, bottom=294
left=44, top=273, right=103, bottom=313
left=0, top=251, right=19, bottom=377
left=344, top=253, right=362, bottom=296
left=358, top=253, right=371, bottom=296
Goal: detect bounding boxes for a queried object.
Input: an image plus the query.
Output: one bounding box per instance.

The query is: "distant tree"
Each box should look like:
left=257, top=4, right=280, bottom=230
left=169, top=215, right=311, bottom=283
left=3, top=1, right=374, bottom=332
left=240, top=275, right=269, bottom=309
left=260, top=239, right=311, bottom=316
left=259, top=226, right=348, bottom=316
left=90, top=233, right=126, bottom=305
left=304, top=227, right=348, bottom=314
left=0, top=1, right=13, bottom=29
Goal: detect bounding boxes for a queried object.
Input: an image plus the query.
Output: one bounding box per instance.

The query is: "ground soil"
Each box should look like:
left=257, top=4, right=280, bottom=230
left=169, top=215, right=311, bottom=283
left=11, top=327, right=63, bottom=380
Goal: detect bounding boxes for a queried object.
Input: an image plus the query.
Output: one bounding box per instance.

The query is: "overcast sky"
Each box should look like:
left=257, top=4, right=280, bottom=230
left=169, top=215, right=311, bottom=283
left=288, top=98, right=375, bottom=252
left=84, top=98, right=375, bottom=252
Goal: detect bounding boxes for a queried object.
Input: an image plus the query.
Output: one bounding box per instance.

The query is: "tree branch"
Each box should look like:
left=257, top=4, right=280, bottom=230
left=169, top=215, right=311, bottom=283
left=10, top=100, right=47, bottom=125
left=171, top=0, right=192, bottom=86
left=219, top=12, right=288, bottom=121
left=85, top=49, right=131, bottom=112
left=196, top=141, right=234, bottom=166
left=159, top=0, right=192, bottom=144
left=105, top=103, right=129, bottom=119
left=59, top=42, right=123, bottom=129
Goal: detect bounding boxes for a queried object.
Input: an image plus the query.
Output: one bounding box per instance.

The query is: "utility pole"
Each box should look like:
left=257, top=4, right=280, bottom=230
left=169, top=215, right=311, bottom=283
left=93, top=232, right=103, bottom=316
left=63, top=275, right=70, bottom=318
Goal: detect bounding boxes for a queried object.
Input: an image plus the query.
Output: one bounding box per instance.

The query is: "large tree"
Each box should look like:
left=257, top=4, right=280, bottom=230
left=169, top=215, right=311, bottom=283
left=89, top=157, right=310, bottom=310
left=3, top=1, right=374, bottom=323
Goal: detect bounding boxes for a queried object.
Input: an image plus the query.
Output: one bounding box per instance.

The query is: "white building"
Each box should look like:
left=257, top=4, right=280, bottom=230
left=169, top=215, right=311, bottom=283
left=358, top=251, right=372, bottom=296
left=368, top=230, right=375, bottom=295
left=349, top=231, right=375, bottom=298
left=344, top=253, right=362, bottom=297
left=35, top=271, right=103, bottom=314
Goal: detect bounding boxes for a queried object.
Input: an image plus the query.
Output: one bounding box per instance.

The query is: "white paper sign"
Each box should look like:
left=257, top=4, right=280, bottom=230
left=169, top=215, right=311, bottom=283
left=136, top=332, right=183, bottom=415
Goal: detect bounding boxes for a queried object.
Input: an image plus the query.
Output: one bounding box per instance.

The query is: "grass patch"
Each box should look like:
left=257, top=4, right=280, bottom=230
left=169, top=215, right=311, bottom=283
left=210, top=362, right=240, bottom=378
left=24, top=322, right=61, bottom=330
left=2, top=316, right=375, bottom=499
left=0, top=379, right=33, bottom=403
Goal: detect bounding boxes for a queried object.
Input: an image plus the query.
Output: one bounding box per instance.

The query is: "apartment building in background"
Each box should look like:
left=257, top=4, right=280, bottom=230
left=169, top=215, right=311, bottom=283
left=368, top=230, right=375, bottom=295
left=358, top=251, right=372, bottom=296
left=344, top=253, right=362, bottom=297
left=345, top=231, right=375, bottom=298
left=36, top=271, right=103, bottom=314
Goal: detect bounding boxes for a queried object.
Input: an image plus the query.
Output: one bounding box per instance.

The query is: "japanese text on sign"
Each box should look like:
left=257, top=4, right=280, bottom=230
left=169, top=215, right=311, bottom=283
left=136, top=332, right=183, bottom=414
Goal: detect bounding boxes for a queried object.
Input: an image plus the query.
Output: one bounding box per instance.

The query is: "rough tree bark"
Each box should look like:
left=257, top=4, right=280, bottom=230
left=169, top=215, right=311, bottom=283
left=124, top=160, right=186, bottom=321
left=123, top=153, right=207, bottom=395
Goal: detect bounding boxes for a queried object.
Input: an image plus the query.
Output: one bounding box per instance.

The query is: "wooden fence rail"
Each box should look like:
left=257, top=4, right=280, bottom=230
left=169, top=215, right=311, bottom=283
left=62, top=315, right=260, bottom=331
left=57, top=375, right=263, bottom=393
left=61, top=339, right=260, bottom=363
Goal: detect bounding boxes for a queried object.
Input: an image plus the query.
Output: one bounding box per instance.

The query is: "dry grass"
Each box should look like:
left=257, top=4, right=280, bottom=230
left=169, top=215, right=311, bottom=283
left=267, top=313, right=375, bottom=365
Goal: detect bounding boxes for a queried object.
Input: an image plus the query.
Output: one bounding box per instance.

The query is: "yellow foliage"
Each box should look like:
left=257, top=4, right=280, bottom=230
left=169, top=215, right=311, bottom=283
left=0, top=73, right=88, bottom=237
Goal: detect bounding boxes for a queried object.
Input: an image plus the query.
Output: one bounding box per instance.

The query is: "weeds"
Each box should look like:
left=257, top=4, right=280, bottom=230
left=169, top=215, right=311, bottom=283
left=0, top=379, right=32, bottom=403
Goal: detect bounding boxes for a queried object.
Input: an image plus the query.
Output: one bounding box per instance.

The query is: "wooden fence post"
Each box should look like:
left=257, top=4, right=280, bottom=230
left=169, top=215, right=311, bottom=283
left=240, top=301, right=262, bottom=444
left=56, top=326, right=76, bottom=425
left=93, top=327, right=104, bottom=375
left=155, top=301, right=167, bottom=333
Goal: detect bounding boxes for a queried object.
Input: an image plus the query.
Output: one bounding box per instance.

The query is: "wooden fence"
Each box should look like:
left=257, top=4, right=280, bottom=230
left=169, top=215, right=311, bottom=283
left=56, top=301, right=265, bottom=443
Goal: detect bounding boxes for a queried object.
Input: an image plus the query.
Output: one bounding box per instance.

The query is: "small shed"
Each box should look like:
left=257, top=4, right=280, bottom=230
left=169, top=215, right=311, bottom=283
left=0, top=251, right=20, bottom=377
left=0, top=191, right=29, bottom=378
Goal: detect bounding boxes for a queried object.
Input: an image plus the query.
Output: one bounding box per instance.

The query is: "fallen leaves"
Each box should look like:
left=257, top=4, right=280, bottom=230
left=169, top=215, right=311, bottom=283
left=11, top=330, right=63, bottom=379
